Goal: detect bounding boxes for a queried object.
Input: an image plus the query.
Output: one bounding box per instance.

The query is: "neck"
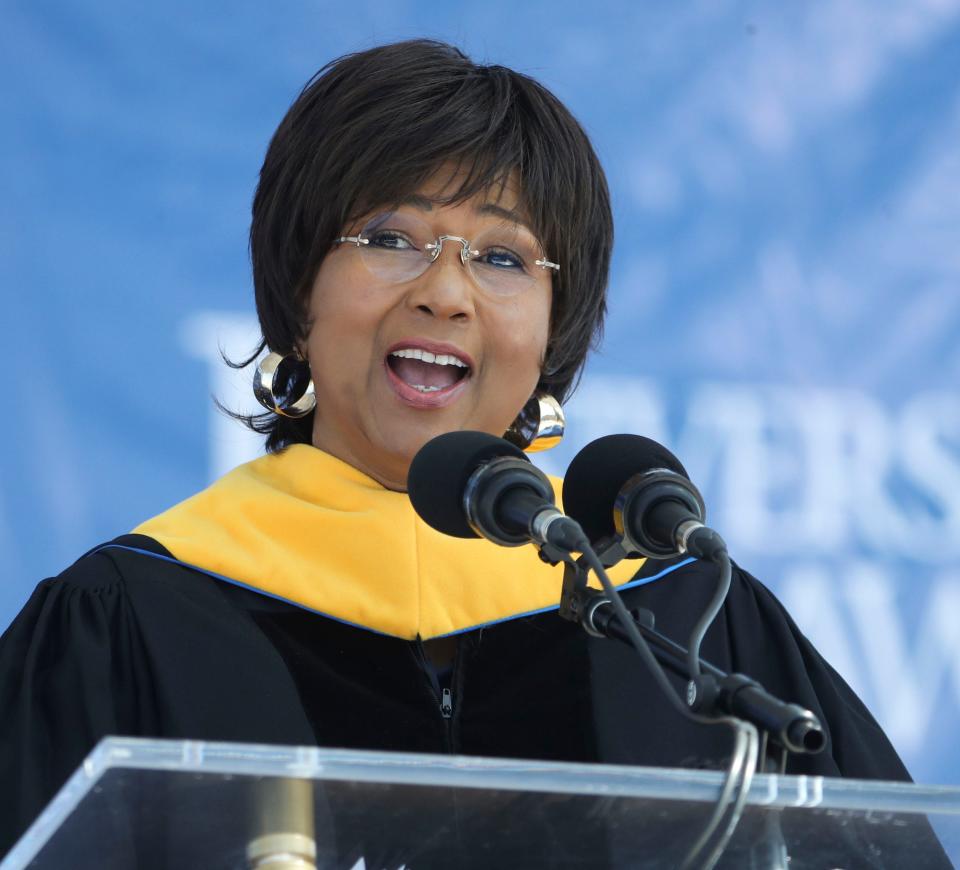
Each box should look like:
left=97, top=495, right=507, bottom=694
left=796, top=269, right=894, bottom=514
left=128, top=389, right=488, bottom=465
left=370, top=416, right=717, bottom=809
left=310, top=434, right=409, bottom=493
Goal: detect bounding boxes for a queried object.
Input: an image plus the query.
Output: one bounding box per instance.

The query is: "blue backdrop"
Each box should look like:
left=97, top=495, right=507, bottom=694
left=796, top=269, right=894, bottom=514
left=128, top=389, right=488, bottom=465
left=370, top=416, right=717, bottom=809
left=3, top=1, right=960, bottom=784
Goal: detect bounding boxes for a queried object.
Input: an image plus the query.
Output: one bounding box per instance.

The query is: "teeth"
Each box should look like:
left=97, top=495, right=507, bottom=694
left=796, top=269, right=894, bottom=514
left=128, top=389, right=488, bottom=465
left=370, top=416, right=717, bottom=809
left=411, top=384, right=442, bottom=393
left=390, top=348, right=468, bottom=368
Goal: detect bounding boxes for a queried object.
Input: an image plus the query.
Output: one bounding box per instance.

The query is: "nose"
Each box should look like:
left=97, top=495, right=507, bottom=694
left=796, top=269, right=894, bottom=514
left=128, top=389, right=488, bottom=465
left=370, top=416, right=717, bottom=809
left=404, top=240, right=477, bottom=322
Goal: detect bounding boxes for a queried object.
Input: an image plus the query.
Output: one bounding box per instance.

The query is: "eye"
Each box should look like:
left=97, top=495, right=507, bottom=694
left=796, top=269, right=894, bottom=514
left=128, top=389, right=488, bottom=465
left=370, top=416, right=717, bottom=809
left=476, top=246, right=526, bottom=270
left=367, top=229, right=417, bottom=251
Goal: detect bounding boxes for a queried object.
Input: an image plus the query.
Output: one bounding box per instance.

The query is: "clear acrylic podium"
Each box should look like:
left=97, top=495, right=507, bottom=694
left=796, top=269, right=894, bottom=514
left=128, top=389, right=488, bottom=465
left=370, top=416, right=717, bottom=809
left=3, top=737, right=958, bottom=869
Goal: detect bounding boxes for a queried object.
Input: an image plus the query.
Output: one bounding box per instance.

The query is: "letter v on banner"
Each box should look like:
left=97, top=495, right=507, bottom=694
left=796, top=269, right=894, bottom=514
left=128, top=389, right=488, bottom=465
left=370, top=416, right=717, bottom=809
left=842, top=563, right=960, bottom=754
left=782, top=561, right=960, bottom=761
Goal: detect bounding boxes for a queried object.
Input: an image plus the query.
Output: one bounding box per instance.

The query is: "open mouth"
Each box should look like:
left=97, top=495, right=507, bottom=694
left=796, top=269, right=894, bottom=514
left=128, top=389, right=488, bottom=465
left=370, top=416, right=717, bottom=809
left=386, top=347, right=471, bottom=394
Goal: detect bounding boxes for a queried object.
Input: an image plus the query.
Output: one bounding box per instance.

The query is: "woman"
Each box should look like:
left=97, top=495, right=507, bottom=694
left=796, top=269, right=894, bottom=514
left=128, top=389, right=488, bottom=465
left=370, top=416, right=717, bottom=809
left=0, top=39, right=912, bottom=861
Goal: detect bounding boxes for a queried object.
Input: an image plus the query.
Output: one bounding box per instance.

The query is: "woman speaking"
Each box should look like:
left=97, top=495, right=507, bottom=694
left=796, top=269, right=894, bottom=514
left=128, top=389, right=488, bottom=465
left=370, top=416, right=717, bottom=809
left=0, top=39, right=911, bottom=860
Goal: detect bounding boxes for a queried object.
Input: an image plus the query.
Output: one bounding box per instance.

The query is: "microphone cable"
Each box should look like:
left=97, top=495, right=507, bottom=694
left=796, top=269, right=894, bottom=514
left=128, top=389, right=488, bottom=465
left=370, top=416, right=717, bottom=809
left=686, top=549, right=732, bottom=680
left=577, top=542, right=758, bottom=870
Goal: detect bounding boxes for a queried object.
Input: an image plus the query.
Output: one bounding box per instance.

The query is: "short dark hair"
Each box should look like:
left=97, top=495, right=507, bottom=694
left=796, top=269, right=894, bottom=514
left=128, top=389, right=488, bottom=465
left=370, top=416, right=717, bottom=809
left=241, top=39, right=613, bottom=451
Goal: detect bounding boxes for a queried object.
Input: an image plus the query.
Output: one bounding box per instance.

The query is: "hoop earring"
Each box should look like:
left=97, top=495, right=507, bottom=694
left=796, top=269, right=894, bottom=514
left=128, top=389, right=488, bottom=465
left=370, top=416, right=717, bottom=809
left=503, top=394, right=565, bottom=453
left=253, top=351, right=316, bottom=418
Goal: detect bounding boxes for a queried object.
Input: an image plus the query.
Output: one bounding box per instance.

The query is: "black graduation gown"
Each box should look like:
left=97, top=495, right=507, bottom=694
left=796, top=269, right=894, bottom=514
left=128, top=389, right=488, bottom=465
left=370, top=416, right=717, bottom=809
left=0, top=534, right=939, bottom=867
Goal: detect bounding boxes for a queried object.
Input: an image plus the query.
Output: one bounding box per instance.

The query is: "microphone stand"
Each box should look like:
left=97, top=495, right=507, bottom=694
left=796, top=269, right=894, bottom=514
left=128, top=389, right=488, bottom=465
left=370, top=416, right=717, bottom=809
left=550, top=539, right=827, bottom=760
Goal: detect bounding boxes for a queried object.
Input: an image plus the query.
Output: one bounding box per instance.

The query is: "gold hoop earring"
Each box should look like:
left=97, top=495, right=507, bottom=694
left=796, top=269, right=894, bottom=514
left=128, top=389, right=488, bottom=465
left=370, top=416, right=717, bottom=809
left=253, top=351, right=316, bottom=418
left=503, top=394, right=565, bottom=453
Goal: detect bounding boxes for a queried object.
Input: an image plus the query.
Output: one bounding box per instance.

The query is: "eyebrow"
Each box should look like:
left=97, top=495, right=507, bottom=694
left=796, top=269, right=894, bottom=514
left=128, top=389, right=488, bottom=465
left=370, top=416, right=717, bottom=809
left=398, top=194, right=532, bottom=231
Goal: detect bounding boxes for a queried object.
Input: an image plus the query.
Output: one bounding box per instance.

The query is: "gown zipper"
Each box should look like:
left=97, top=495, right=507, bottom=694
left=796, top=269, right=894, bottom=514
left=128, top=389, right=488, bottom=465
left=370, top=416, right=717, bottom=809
left=413, top=638, right=460, bottom=745
left=440, top=687, right=453, bottom=719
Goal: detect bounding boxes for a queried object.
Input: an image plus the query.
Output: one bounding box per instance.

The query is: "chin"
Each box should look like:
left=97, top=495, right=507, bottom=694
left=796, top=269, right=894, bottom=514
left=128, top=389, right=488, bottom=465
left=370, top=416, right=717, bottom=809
left=393, top=423, right=457, bottom=461
left=385, top=419, right=486, bottom=466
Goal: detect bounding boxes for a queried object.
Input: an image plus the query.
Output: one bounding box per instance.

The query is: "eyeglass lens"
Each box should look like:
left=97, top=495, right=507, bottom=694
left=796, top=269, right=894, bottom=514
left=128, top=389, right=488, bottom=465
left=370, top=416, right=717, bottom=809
left=353, top=211, right=551, bottom=296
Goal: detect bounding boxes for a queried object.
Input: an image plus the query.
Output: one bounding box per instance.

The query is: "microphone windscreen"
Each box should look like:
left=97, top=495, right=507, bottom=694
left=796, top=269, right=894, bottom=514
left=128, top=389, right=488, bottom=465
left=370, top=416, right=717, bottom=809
left=407, top=430, right=528, bottom=538
left=562, top=434, right=689, bottom=543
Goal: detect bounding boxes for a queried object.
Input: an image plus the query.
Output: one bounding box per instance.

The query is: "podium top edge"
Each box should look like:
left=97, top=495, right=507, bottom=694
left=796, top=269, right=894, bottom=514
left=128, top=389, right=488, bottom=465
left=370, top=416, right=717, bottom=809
left=79, top=736, right=960, bottom=814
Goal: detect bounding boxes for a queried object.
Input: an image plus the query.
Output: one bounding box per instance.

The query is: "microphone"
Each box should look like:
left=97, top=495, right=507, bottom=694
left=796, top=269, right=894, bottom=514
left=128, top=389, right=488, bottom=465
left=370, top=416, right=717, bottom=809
left=408, top=431, right=587, bottom=552
left=562, top=434, right=727, bottom=562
